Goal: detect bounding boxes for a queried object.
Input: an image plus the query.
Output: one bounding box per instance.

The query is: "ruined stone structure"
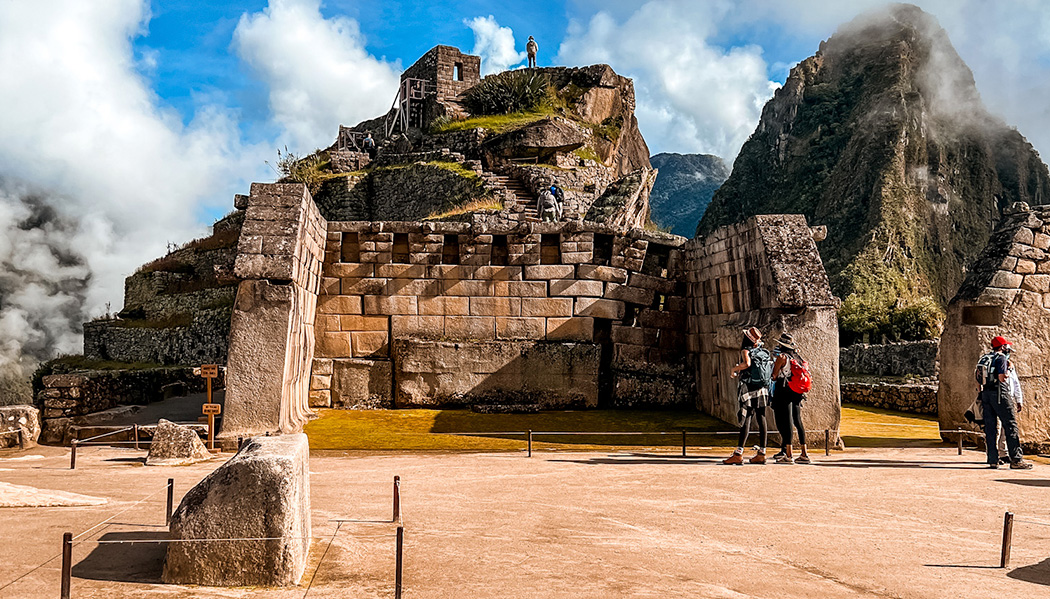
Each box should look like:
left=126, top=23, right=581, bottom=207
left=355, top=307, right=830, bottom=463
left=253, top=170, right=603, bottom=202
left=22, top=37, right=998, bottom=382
left=219, top=185, right=841, bottom=440
left=402, top=45, right=480, bottom=103
left=682, top=215, right=841, bottom=441
left=939, top=204, right=1050, bottom=451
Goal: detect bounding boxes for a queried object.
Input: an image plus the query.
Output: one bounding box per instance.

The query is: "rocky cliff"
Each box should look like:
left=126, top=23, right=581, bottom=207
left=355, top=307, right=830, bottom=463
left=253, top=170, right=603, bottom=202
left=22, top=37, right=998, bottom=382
left=698, top=4, right=1050, bottom=328
left=649, top=153, right=728, bottom=236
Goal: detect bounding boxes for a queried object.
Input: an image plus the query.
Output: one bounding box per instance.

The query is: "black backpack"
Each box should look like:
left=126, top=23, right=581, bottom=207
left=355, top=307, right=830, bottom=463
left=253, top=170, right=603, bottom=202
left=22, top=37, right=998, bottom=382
left=975, top=351, right=997, bottom=387
left=553, top=186, right=565, bottom=203
left=743, top=347, right=773, bottom=386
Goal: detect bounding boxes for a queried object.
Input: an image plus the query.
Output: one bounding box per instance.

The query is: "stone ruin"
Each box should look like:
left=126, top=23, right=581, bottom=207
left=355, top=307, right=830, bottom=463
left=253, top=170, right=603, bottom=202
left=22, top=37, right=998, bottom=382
left=940, top=204, right=1050, bottom=451
left=217, top=181, right=842, bottom=443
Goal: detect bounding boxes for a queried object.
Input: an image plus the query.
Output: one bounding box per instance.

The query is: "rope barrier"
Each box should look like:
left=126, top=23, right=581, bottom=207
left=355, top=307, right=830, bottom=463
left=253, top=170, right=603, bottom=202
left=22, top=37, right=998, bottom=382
left=75, top=427, right=135, bottom=444
left=71, top=482, right=171, bottom=542
left=1014, top=518, right=1050, bottom=528
left=302, top=522, right=342, bottom=599
left=0, top=429, right=22, bottom=436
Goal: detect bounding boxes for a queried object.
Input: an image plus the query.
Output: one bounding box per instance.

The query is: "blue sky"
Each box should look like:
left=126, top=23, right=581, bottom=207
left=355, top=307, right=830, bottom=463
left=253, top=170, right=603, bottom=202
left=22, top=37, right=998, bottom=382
left=2, top=0, right=1050, bottom=362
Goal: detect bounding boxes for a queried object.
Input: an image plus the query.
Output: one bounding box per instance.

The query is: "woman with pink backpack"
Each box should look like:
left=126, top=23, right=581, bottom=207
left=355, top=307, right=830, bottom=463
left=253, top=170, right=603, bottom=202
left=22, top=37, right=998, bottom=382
left=770, top=333, right=812, bottom=464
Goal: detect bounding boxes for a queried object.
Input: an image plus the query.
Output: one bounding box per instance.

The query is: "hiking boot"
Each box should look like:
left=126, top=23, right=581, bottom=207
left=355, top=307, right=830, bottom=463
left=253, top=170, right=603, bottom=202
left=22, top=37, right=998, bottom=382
left=723, top=453, right=744, bottom=465
left=749, top=452, right=767, bottom=465
left=988, top=463, right=1000, bottom=469
left=775, top=454, right=794, bottom=464
left=772, top=450, right=786, bottom=460
left=1011, top=459, right=1034, bottom=470
left=794, top=455, right=811, bottom=465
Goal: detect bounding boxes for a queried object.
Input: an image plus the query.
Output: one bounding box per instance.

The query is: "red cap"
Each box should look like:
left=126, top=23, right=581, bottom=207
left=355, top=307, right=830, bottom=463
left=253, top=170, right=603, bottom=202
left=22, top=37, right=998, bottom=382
left=992, top=336, right=1012, bottom=349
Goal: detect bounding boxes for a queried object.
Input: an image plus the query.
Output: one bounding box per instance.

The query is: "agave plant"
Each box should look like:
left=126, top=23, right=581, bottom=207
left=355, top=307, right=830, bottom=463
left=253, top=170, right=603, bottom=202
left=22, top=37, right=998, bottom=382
left=462, top=70, right=551, bottom=116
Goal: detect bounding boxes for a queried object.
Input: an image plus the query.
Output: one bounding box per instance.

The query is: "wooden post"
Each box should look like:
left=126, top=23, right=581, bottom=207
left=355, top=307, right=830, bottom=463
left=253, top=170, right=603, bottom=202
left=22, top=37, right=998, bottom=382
left=60, top=532, right=72, bottom=599
left=17, top=428, right=24, bottom=450
left=395, top=525, right=404, bottom=599
left=166, top=478, right=174, bottom=526
left=682, top=430, right=687, bottom=457
left=207, top=411, right=215, bottom=451
left=824, top=429, right=830, bottom=456
left=393, top=476, right=401, bottom=523
left=70, top=440, right=77, bottom=470
left=199, top=364, right=220, bottom=451
left=1001, top=511, right=1014, bottom=568
left=133, top=423, right=139, bottom=451
left=527, top=430, right=532, bottom=458
left=958, top=433, right=964, bottom=456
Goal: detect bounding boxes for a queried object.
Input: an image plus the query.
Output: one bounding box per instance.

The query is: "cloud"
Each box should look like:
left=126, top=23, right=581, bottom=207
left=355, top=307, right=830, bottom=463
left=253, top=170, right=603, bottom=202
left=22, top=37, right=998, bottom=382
left=466, top=15, right=527, bottom=75
left=233, top=0, right=402, bottom=151
left=0, top=0, right=265, bottom=383
left=558, top=1, right=778, bottom=161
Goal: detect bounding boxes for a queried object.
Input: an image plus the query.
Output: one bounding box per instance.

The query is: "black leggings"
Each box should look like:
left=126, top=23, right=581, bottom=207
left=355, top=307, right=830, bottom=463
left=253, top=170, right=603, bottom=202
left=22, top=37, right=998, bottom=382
left=773, top=398, right=806, bottom=447
left=737, top=409, right=768, bottom=449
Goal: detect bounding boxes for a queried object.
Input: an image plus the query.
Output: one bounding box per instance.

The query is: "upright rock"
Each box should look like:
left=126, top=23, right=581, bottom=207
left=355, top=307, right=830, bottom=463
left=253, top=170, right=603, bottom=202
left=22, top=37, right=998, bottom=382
left=699, top=4, right=1050, bottom=314
left=145, top=419, right=212, bottom=466
left=0, top=405, right=40, bottom=448
left=163, top=433, right=312, bottom=586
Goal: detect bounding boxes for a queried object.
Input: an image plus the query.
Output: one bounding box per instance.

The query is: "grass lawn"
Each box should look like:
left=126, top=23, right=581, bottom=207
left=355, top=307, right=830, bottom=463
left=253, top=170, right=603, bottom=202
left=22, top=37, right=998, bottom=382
left=305, top=403, right=950, bottom=452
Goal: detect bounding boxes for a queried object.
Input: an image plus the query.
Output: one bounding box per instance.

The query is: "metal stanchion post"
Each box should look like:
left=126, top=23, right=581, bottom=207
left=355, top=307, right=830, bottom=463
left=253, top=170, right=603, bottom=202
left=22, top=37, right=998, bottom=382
left=1001, top=511, right=1014, bottom=569
left=395, top=525, right=404, bottom=599
left=527, top=430, right=532, bottom=458
left=166, top=478, right=174, bottom=526
left=393, top=475, right=401, bottom=523
left=825, top=429, right=830, bottom=456
left=682, top=430, right=687, bottom=457
left=70, top=440, right=77, bottom=470
left=60, top=532, right=72, bottom=599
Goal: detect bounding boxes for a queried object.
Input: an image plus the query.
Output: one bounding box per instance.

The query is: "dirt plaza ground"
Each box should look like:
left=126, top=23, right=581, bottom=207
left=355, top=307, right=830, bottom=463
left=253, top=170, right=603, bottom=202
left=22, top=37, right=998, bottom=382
left=2, top=438, right=1050, bottom=598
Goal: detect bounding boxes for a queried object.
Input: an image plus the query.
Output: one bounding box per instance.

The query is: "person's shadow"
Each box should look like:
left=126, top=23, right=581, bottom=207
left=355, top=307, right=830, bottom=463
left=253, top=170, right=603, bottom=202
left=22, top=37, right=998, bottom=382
left=1009, top=557, right=1050, bottom=586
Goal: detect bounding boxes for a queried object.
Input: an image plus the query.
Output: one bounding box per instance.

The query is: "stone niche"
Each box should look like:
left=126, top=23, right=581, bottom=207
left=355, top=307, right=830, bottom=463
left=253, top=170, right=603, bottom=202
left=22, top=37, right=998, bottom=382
left=163, top=433, right=311, bottom=587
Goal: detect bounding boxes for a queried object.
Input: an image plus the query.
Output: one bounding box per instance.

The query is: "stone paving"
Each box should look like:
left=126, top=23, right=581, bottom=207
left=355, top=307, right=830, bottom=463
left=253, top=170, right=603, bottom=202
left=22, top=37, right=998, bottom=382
left=1, top=444, right=1049, bottom=598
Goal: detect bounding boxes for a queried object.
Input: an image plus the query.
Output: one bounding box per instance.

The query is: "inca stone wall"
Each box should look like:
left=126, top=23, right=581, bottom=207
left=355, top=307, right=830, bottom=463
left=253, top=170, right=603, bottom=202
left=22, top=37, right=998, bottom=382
left=840, top=341, right=939, bottom=379
left=401, top=45, right=480, bottom=102
left=940, top=204, right=1050, bottom=451
left=309, top=220, right=690, bottom=409
left=841, top=382, right=938, bottom=415
left=682, top=215, right=841, bottom=442
left=221, top=183, right=326, bottom=438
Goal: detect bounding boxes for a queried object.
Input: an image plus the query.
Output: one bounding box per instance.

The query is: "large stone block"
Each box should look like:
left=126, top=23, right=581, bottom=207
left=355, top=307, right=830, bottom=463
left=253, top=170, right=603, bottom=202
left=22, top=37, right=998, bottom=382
left=546, top=317, right=594, bottom=341
left=0, top=405, right=40, bottom=449
left=164, top=434, right=311, bottom=587
left=496, top=317, right=546, bottom=340
left=550, top=279, right=604, bottom=297
left=521, top=297, right=574, bottom=317
left=146, top=419, right=213, bottom=467
left=332, top=359, right=393, bottom=409
left=575, top=297, right=626, bottom=320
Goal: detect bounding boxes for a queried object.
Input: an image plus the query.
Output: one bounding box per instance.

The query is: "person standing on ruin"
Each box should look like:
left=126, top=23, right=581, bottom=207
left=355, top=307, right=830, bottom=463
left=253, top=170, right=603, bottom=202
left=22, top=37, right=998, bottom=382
left=724, top=327, right=773, bottom=465
left=362, top=131, right=377, bottom=160
left=538, top=187, right=559, bottom=222
left=550, top=180, right=565, bottom=221
left=977, top=337, right=1032, bottom=469
left=527, top=36, right=538, bottom=68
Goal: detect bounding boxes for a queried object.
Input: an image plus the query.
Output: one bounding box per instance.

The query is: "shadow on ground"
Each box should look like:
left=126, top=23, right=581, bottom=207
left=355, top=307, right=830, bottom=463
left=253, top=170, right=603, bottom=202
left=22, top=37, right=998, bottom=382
left=72, top=531, right=167, bottom=583
left=995, top=479, right=1050, bottom=487
left=1009, top=557, right=1050, bottom=586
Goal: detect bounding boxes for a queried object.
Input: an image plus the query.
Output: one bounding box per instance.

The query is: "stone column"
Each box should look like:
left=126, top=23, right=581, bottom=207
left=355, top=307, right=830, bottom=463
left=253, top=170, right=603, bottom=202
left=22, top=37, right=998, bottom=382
left=221, top=183, right=326, bottom=437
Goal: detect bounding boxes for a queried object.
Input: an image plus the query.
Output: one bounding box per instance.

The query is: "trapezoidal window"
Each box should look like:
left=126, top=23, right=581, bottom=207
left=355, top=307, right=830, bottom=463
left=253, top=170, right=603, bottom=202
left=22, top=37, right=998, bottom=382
left=442, top=234, right=460, bottom=264
left=392, top=233, right=410, bottom=263
left=540, top=234, right=561, bottom=265
left=491, top=235, right=508, bottom=266
left=340, top=232, right=360, bottom=263
left=454, top=62, right=464, bottom=81
left=962, top=305, right=1004, bottom=326
left=641, top=243, right=671, bottom=277
left=593, top=234, right=614, bottom=265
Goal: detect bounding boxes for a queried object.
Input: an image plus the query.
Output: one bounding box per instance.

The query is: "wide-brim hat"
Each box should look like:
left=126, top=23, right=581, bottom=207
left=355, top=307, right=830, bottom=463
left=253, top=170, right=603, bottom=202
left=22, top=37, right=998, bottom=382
left=777, top=333, right=797, bottom=350
left=743, top=327, right=762, bottom=344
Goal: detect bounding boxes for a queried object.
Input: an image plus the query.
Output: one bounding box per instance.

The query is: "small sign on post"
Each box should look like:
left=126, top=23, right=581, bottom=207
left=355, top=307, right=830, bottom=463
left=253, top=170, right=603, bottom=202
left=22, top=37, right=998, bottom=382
left=198, top=364, right=220, bottom=450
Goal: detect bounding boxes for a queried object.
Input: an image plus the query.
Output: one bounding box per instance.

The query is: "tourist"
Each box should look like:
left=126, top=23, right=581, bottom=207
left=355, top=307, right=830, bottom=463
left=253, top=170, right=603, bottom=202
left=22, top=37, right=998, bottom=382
left=538, top=188, right=559, bottom=222
left=723, top=327, right=773, bottom=465
left=976, top=337, right=1032, bottom=469
left=770, top=333, right=811, bottom=464
left=527, top=36, right=538, bottom=68
left=362, top=131, right=377, bottom=160
left=550, top=181, right=565, bottom=220
left=995, top=360, right=1024, bottom=464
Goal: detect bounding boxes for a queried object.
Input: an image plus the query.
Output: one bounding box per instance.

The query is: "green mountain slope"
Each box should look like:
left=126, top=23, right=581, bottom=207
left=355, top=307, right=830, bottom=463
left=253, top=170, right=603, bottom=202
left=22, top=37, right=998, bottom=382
left=698, top=3, right=1050, bottom=339
left=649, top=153, right=728, bottom=236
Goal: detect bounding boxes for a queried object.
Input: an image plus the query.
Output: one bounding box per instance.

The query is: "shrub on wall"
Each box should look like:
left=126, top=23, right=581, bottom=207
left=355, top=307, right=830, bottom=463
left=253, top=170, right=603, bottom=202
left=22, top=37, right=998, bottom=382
left=462, top=71, right=551, bottom=116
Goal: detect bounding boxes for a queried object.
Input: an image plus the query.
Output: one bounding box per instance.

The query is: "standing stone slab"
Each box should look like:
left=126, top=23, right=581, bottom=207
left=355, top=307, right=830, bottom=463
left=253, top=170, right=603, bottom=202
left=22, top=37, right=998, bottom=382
left=145, top=419, right=213, bottom=466
left=163, top=434, right=311, bottom=586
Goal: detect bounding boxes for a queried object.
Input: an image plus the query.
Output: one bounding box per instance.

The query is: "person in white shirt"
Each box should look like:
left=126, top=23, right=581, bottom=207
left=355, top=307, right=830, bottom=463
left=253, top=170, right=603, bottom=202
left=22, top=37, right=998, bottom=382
left=996, top=362, right=1024, bottom=463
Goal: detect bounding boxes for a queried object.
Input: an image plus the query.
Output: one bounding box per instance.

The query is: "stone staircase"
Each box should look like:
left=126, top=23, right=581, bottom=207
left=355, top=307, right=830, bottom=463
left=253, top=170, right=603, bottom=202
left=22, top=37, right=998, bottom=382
left=481, top=172, right=539, bottom=222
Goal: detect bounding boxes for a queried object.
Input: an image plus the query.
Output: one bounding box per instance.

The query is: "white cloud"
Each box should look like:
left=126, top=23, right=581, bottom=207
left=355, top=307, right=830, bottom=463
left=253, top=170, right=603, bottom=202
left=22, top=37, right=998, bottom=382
left=0, top=0, right=266, bottom=378
left=233, top=0, right=402, bottom=152
left=558, top=1, right=778, bottom=161
left=465, top=15, right=526, bottom=75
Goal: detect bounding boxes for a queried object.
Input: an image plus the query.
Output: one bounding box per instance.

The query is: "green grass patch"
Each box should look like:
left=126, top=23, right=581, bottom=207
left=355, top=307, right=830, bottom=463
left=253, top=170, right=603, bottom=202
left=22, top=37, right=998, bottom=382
left=839, top=404, right=943, bottom=448
left=305, top=408, right=727, bottom=451
left=425, top=161, right=482, bottom=180
left=424, top=198, right=504, bottom=221
left=573, top=145, right=602, bottom=163
left=431, top=107, right=556, bottom=134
